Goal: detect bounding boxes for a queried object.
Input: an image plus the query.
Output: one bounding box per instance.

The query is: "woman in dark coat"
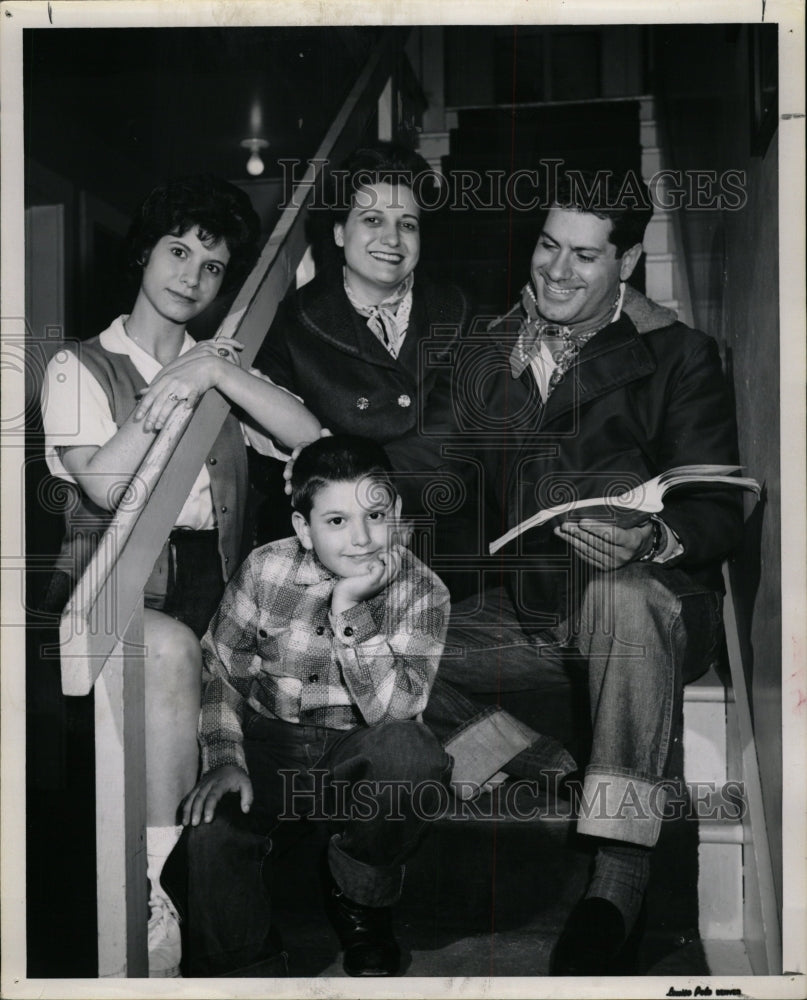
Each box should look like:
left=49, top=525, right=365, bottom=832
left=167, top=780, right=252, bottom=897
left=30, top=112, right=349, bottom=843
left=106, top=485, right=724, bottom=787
left=254, top=143, right=472, bottom=563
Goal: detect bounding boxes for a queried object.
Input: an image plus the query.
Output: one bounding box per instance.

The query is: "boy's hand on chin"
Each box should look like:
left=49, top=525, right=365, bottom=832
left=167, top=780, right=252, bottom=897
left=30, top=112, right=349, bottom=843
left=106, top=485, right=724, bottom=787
left=331, top=550, right=401, bottom=612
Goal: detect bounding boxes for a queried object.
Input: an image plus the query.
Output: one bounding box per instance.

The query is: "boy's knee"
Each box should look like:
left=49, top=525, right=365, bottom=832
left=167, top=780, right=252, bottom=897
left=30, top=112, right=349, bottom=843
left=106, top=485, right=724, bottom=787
left=185, top=798, right=255, bottom=861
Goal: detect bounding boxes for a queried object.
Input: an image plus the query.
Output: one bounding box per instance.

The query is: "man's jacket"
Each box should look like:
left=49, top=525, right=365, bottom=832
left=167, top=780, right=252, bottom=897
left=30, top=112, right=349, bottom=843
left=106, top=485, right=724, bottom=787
left=449, top=302, right=744, bottom=625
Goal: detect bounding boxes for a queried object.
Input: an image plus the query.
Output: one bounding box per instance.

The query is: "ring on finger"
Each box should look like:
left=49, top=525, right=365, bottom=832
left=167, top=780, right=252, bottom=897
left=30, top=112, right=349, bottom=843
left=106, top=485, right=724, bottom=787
left=168, top=392, right=179, bottom=401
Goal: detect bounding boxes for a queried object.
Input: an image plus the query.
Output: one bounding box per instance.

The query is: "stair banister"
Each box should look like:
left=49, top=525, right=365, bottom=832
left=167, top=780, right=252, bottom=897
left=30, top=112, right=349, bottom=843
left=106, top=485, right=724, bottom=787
left=57, top=29, right=404, bottom=976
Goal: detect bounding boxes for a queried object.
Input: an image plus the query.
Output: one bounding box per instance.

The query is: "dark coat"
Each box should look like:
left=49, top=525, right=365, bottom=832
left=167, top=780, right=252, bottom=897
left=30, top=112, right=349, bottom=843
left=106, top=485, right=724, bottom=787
left=255, top=268, right=470, bottom=515
left=447, top=306, right=744, bottom=623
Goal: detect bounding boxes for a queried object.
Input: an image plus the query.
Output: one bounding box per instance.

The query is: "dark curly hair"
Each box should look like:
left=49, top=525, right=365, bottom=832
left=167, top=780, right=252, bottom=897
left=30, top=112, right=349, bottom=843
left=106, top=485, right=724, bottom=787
left=329, top=142, right=439, bottom=224
left=125, top=175, right=260, bottom=294
left=548, top=168, right=654, bottom=258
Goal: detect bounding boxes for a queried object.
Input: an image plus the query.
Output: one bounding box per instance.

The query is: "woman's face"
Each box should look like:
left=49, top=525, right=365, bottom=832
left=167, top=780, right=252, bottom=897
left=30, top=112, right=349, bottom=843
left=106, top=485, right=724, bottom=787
left=139, top=228, right=230, bottom=327
left=334, top=182, right=420, bottom=304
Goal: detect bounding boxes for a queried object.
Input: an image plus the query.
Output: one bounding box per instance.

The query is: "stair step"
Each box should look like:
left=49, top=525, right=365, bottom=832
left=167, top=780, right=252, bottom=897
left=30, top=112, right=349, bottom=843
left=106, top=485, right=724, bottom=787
left=683, top=663, right=732, bottom=703
left=642, top=145, right=663, bottom=174
left=698, top=837, right=744, bottom=940
left=442, top=146, right=642, bottom=174
left=640, top=118, right=659, bottom=147
left=451, top=102, right=643, bottom=135
left=699, top=818, right=743, bottom=844
left=644, top=212, right=675, bottom=254
left=644, top=254, right=675, bottom=301
left=701, top=939, right=755, bottom=976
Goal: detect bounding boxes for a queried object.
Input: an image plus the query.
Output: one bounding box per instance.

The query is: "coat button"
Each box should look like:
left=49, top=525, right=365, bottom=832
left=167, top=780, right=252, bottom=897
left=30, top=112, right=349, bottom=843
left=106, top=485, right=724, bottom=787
left=308, top=673, right=319, bottom=683
left=224, top=556, right=230, bottom=564
left=258, top=629, right=268, bottom=638
left=220, top=505, right=228, bottom=513
left=315, top=626, right=325, bottom=635
left=356, top=397, right=370, bottom=410
left=397, top=394, right=411, bottom=408
left=343, top=626, right=354, bottom=637
left=209, top=457, right=217, bottom=465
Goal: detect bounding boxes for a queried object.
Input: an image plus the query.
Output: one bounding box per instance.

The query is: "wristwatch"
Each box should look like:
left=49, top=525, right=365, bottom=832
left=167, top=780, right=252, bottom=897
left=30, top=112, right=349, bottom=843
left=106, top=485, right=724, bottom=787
left=638, top=516, right=664, bottom=562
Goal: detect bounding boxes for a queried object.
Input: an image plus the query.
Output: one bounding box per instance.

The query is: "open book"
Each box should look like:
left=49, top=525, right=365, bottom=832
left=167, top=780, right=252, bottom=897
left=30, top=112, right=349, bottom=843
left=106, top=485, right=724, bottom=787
left=489, top=465, right=761, bottom=555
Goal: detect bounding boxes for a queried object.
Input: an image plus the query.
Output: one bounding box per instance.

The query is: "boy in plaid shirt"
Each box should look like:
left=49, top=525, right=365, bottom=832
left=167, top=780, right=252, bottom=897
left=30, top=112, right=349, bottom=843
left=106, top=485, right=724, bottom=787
left=167, top=435, right=451, bottom=977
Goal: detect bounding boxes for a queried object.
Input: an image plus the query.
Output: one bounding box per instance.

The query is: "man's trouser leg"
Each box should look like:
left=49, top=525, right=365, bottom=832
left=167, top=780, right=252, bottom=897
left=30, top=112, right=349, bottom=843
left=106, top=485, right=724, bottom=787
left=423, top=586, right=577, bottom=794
left=571, top=563, right=723, bottom=847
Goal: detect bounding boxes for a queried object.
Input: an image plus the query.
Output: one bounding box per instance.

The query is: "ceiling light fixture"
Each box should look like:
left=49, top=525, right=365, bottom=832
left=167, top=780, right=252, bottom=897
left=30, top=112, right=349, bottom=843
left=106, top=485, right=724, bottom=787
left=241, top=137, right=269, bottom=177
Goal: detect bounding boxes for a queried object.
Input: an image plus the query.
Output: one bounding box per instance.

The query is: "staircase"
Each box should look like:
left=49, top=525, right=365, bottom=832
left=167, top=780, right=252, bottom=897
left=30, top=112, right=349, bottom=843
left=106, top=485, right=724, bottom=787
left=420, top=99, right=643, bottom=317
left=413, top=98, right=776, bottom=978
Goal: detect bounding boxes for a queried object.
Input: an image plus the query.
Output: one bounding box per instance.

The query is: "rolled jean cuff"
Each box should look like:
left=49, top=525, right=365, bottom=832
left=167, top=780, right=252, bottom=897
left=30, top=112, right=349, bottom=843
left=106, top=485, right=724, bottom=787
left=505, top=732, right=577, bottom=782
left=328, top=834, right=404, bottom=908
left=443, top=706, right=536, bottom=798
left=576, top=768, right=665, bottom=847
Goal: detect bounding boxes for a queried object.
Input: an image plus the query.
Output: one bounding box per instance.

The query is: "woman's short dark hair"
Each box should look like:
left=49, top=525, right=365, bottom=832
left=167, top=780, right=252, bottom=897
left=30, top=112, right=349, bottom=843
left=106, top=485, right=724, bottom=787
left=291, top=434, right=395, bottom=520
left=125, top=174, right=261, bottom=293
left=549, top=168, right=654, bottom=257
left=329, top=142, right=439, bottom=224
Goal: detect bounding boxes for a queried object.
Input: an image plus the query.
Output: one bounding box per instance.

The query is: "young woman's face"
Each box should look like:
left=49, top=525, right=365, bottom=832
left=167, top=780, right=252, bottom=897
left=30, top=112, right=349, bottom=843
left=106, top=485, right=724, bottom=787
left=139, top=228, right=230, bottom=327
left=334, top=182, right=420, bottom=304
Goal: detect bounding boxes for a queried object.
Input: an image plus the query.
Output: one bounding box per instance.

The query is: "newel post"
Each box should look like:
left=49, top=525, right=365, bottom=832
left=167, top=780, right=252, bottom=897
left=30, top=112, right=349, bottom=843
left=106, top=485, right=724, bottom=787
left=93, top=605, right=148, bottom=977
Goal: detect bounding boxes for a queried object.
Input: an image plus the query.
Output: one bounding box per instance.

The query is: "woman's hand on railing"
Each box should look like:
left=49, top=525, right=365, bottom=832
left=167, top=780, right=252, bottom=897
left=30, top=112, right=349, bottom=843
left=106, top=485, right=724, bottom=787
left=134, top=339, right=243, bottom=431
left=180, top=764, right=254, bottom=827
left=282, top=427, right=333, bottom=495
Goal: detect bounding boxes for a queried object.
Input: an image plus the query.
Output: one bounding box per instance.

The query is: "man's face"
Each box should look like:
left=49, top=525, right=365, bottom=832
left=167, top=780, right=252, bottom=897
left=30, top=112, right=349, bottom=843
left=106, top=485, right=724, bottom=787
left=292, top=477, right=401, bottom=580
left=530, top=207, right=641, bottom=328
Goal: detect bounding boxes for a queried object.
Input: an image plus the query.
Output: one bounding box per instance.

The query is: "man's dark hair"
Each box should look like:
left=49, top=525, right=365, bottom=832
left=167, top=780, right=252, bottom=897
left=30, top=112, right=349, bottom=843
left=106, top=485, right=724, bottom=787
left=291, top=434, right=396, bottom=520
left=548, top=168, right=654, bottom=257
left=330, top=142, right=438, bottom=224
left=125, top=174, right=261, bottom=293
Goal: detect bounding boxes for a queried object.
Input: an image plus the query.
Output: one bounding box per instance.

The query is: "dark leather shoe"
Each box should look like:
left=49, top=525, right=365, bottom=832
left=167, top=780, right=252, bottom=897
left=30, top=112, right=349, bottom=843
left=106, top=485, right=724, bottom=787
left=549, top=896, right=645, bottom=976
left=320, top=857, right=401, bottom=976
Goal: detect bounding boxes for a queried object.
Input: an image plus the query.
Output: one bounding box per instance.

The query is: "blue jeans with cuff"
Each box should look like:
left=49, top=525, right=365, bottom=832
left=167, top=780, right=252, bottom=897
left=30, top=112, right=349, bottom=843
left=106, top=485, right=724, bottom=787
left=170, top=713, right=451, bottom=976
left=424, top=563, right=723, bottom=846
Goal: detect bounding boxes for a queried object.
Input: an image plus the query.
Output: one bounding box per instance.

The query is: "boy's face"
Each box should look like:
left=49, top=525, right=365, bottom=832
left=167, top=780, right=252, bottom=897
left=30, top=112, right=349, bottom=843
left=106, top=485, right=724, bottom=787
left=292, top=477, right=401, bottom=579
left=140, top=227, right=230, bottom=327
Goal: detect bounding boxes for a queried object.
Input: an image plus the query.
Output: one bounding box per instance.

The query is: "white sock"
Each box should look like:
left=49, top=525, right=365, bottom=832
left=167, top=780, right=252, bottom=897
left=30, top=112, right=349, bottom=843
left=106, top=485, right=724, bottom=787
left=147, top=824, right=182, bottom=899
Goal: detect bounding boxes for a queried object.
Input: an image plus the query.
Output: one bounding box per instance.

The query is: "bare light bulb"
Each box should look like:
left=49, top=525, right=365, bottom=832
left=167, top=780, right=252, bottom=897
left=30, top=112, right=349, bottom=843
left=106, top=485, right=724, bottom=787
left=241, top=138, right=269, bottom=178
left=246, top=150, right=264, bottom=176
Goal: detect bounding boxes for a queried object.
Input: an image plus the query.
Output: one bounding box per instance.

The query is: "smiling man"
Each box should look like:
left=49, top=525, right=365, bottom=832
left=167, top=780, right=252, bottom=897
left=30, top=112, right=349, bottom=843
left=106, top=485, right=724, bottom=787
left=424, top=168, right=744, bottom=975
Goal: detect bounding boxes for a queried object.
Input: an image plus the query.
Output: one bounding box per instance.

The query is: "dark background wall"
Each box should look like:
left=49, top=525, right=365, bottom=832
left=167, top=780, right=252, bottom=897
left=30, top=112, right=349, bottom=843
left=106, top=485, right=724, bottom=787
left=652, top=23, right=782, bottom=908
left=23, top=26, right=385, bottom=340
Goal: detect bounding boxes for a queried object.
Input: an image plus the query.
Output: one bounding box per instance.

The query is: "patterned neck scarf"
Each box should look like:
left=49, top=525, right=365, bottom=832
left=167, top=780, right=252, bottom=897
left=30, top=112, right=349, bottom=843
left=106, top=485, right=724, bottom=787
left=509, top=282, right=624, bottom=392
left=343, top=269, right=415, bottom=359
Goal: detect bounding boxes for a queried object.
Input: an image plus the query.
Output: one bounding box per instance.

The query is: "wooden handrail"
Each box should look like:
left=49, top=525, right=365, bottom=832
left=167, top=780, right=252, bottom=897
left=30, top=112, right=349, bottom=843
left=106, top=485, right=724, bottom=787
left=54, top=29, right=407, bottom=976
left=59, top=29, right=402, bottom=696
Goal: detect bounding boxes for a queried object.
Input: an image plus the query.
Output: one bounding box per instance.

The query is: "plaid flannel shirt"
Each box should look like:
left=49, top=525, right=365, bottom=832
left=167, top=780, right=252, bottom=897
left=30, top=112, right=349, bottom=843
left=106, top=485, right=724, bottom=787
left=199, top=537, right=450, bottom=774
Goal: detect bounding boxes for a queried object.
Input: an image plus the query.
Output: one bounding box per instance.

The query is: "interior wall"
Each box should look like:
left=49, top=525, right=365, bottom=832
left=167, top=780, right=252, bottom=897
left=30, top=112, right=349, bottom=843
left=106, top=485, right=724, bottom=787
left=444, top=26, right=646, bottom=107
left=653, top=23, right=782, bottom=909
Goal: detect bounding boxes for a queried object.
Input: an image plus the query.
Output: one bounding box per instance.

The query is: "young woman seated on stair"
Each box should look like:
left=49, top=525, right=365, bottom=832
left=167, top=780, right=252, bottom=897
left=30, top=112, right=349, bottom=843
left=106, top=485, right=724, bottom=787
left=40, top=174, right=321, bottom=976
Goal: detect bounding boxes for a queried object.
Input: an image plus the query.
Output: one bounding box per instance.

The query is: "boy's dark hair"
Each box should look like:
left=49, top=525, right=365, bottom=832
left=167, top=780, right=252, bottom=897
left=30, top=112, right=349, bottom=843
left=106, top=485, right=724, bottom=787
left=548, top=168, right=653, bottom=257
left=125, top=174, right=261, bottom=293
left=330, top=142, right=438, bottom=224
left=291, top=435, right=396, bottom=520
